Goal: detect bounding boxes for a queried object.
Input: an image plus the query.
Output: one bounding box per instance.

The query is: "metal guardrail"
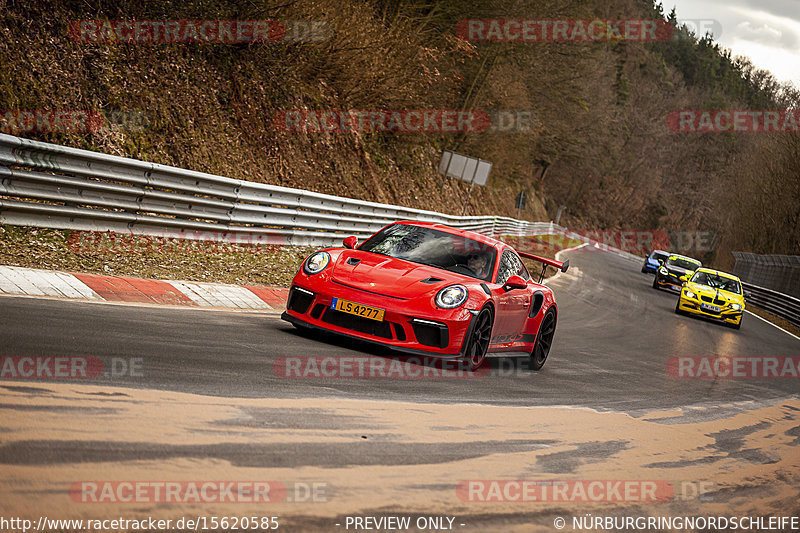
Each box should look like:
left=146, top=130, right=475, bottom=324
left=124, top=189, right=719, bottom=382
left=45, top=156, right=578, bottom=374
left=742, top=282, right=800, bottom=328
left=0, top=133, right=554, bottom=247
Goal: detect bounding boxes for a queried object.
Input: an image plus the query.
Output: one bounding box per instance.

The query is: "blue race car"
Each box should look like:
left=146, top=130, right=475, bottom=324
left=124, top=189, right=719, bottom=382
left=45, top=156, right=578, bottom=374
left=642, top=250, right=669, bottom=274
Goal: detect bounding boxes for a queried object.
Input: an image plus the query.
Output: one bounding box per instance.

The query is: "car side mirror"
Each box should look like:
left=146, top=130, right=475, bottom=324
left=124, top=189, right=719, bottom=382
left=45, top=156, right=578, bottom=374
left=504, top=275, right=527, bottom=290
left=343, top=236, right=358, bottom=249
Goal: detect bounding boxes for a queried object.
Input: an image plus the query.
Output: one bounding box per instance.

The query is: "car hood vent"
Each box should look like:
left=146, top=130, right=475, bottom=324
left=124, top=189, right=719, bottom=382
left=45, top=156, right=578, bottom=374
left=420, top=277, right=444, bottom=284
left=346, top=257, right=361, bottom=266
left=331, top=251, right=460, bottom=299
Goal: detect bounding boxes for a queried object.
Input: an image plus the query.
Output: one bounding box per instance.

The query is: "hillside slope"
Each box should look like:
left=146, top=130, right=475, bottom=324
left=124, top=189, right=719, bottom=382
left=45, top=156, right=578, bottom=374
left=1, top=0, right=797, bottom=264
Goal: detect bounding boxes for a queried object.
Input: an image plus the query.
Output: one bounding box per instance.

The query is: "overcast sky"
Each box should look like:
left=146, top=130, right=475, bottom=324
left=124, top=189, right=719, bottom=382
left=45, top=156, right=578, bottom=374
left=666, top=0, right=800, bottom=87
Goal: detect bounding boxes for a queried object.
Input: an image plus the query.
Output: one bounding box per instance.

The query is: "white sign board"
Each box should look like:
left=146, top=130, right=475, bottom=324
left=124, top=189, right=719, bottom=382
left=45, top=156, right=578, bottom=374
left=472, top=160, right=492, bottom=186
left=438, top=150, right=492, bottom=186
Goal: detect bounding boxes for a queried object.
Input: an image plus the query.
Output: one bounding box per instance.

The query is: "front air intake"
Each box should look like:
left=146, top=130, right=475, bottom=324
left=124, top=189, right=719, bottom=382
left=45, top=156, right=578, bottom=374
left=287, top=286, right=314, bottom=314
left=410, top=319, right=449, bottom=348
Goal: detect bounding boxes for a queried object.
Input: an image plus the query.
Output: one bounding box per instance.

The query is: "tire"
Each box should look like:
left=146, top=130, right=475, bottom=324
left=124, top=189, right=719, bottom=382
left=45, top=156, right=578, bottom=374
left=731, top=316, right=742, bottom=330
left=530, top=308, right=557, bottom=371
left=463, top=307, right=493, bottom=371
left=652, top=276, right=660, bottom=289
left=641, top=265, right=648, bottom=273
left=675, top=300, right=685, bottom=316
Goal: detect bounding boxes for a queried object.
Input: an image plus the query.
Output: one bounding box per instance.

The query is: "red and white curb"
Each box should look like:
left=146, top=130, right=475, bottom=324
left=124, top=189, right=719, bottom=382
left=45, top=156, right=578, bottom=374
left=0, top=265, right=288, bottom=311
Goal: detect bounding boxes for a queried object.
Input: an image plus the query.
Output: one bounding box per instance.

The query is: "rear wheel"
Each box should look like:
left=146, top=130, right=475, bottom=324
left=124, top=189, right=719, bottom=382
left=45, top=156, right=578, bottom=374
left=530, top=308, right=557, bottom=371
left=464, top=307, right=493, bottom=371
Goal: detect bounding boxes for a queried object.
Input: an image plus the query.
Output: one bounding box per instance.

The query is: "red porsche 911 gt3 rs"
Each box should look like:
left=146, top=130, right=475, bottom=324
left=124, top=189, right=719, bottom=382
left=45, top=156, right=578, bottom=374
left=281, top=221, right=568, bottom=371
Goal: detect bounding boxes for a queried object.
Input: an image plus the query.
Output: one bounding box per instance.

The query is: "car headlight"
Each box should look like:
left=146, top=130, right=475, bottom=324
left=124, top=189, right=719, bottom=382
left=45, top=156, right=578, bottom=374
left=730, top=304, right=742, bottom=311
left=658, top=267, right=668, bottom=275
left=303, top=251, right=331, bottom=275
left=435, top=285, right=469, bottom=309
left=684, top=290, right=695, bottom=299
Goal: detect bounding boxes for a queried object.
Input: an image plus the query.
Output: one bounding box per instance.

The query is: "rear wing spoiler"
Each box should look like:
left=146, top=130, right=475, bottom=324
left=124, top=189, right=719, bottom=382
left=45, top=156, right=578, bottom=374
left=518, top=251, right=569, bottom=273
left=518, top=251, right=569, bottom=282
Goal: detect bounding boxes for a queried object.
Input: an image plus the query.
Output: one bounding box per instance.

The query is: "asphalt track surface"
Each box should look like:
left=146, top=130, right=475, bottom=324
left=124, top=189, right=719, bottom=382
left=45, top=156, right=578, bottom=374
left=2, top=247, right=800, bottom=531
left=0, top=246, right=797, bottom=413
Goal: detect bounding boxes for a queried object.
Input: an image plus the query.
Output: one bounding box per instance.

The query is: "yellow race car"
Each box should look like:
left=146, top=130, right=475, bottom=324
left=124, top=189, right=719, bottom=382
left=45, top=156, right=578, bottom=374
left=675, top=268, right=745, bottom=329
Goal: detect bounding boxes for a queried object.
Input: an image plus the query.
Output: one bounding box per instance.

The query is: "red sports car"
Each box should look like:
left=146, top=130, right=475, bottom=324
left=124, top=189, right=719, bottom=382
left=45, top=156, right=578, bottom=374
left=281, top=221, right=568, bottom=371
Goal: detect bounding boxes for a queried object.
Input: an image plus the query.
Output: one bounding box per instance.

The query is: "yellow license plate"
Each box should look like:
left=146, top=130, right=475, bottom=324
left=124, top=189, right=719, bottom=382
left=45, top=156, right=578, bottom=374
left=332, top=298, right=385, bottom=321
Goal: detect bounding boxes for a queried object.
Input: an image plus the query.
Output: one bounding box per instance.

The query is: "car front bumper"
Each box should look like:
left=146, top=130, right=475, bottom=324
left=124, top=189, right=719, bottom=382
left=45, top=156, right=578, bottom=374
left=282, top=281, right=477, bottom=357
left=655, top=272, right=685, bottom=291
left=677, top=295, right=743, bottom=325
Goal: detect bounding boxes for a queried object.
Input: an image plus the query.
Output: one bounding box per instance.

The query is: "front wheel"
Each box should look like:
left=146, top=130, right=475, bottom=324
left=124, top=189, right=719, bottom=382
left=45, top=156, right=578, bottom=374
left=530, top=308, right=557, bottom=371
left=652, top=276, right=660, bottom=289
left=463, top=307, right=493, bottom=371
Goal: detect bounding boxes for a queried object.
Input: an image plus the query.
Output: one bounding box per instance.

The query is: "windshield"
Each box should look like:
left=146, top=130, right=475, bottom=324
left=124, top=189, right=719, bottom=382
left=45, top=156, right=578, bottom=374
left=651, top=251, right=668, bottom=262
left=667, top=257, right=701, bottom=270
left=691, top=272, right=742, bottom=294
left=359, top=224, right=497, bottom=281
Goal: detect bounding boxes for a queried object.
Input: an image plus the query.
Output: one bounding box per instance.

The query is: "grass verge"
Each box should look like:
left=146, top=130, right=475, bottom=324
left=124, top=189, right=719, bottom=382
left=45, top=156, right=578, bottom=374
left=746, top=305, right=800, bottom=338
left=0, top=225, right=314, bottom=287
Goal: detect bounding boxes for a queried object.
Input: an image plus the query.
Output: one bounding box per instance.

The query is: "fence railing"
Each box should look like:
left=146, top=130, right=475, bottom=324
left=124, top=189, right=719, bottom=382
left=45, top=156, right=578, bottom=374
left=733, top=251, right=800, bottom=299
left=0, top=133, right=553, bottom=247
